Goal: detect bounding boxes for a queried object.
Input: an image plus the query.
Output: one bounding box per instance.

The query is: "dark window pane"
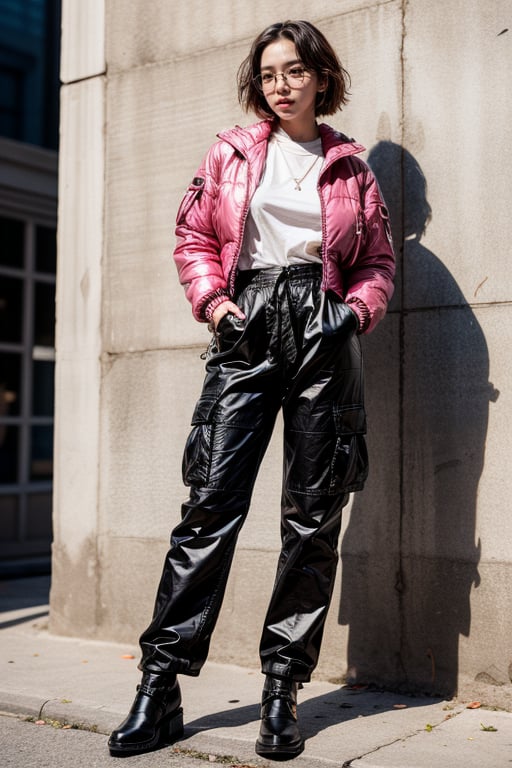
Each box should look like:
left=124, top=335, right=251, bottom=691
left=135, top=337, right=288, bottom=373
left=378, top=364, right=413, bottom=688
left=32, top=359, right=54, bottom=416
left=0, top=0, right=61, bottom=149
left=0, top=352, right=21, bottom=416
left=0, top=217, right=24, bottom=268
left=0, top=494, right=18, bottom=540
left=27, top=492, right=52, bottom=540
left=0, top=424, right=19, bottom=483
left=31, top=425, right=53, bottom=480
left=34, top=281, right=55, bottom=347
left=0, top=276, right=23, bottom=343
left=35, top=226, right=56, bottom=273
left=0, top=68, right=23, bottom=141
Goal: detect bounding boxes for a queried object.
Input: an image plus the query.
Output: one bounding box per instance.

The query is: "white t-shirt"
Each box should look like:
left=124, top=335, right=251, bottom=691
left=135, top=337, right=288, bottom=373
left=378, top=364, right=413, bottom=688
left=238, top=127, right=324, bottom=270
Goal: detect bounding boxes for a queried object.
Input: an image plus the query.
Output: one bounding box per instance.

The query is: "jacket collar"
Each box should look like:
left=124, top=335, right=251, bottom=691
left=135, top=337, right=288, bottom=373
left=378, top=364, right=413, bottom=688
left=218, top=119, right=365, bottom=162
left=318, top=123, right=365, bottom=160
left=217, top=120, right=274, bottom=155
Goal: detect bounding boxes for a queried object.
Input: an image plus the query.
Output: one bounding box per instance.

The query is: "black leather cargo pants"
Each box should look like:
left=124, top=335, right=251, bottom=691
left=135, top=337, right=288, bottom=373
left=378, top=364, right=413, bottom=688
left=139, top=264, right=368, bottom=683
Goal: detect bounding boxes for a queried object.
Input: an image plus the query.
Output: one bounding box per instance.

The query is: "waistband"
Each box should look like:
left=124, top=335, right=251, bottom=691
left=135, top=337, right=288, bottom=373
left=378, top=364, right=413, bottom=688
left=236, top=264, right=322, bottom=292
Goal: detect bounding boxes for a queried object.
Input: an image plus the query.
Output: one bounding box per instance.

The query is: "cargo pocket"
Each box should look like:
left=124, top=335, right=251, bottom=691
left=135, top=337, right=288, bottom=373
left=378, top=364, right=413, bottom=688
left=182, top=390, right=268, bottom=492
left=286, top=403, right=367, bottom=496
left=378, top=203, right=393, bottom=244
left=330, top=404, right=368, bottom=493
left=182, top=393, right=217, bottom=487
left=176, top=177, right=205, bottom=225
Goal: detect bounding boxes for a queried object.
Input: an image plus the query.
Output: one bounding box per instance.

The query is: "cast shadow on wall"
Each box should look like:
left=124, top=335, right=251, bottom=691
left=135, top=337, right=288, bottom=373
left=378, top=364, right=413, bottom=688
left=339, top=141, right=496, bottom=696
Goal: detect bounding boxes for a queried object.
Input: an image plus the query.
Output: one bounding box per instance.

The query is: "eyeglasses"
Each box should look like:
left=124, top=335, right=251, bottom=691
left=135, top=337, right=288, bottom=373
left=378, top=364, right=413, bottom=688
left=254, top=66, right=311, bottom=92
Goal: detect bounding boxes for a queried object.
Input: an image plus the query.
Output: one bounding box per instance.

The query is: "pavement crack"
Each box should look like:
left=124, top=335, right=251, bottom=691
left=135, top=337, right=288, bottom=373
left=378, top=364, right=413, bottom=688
left=342, top=734, right=407, bottom=768
left=342, top=732, right=415, bottom=768
left=341, top=711, right=461, bottom=767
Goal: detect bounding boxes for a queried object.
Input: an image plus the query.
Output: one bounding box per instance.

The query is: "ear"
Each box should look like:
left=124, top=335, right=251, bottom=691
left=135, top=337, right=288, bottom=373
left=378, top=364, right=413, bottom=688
left=317, top=71, right=328, bottom=93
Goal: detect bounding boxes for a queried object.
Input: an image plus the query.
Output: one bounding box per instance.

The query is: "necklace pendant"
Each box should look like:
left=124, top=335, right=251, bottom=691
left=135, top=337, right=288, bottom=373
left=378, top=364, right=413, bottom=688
left=275, top=140, right=320, bottom=192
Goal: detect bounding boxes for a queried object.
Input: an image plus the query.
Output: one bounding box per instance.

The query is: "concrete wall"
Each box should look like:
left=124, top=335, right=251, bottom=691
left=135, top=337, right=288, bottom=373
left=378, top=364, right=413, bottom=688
left=51, top=0, right=512, bottom=696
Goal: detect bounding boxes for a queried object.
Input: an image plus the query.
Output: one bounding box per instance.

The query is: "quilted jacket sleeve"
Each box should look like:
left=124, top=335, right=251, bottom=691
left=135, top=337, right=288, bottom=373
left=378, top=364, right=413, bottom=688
left=173, top=142, right=230, bottom=322
left=344, top=168, right=396, bottom=334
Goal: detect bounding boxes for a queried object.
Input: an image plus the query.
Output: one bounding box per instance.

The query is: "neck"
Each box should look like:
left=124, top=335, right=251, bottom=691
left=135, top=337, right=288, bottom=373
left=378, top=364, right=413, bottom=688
left=278, top=120, right=320, bottom=143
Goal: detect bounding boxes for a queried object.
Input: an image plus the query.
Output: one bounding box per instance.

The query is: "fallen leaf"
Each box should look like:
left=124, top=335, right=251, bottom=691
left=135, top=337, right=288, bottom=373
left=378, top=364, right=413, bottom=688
left=425, top=723, right=433, bottom=732
left=62, top=725, right=72, bottom=730
left=480, top=723, right=497, bottom=732
left=35, top=720, right=46, bottom=726
left=467, top=701, right=481, bottom=709
left=121, top=654, right=135, bottom=660
left=394, top=704, right=408, bottom=709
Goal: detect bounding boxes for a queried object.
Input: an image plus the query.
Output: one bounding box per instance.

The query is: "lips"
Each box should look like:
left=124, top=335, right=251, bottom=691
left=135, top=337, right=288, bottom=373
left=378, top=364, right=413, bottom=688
left=276, top=99, right=293, bottom=107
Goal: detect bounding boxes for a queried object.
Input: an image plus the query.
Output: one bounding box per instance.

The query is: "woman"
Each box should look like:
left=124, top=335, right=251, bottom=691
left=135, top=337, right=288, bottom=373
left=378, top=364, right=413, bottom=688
left=109, top=19, right=395, bottom=760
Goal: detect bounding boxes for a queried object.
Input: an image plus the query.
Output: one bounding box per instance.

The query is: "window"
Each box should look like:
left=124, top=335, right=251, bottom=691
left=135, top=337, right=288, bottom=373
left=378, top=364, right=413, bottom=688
left=0, top=0, right=61, bottom=149
left=0, top=215, right=55, bottom=558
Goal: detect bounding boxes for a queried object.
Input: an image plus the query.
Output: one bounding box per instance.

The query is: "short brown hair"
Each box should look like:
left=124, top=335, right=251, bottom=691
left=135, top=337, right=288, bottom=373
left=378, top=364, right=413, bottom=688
left=237, top=20, right=351, bottom=118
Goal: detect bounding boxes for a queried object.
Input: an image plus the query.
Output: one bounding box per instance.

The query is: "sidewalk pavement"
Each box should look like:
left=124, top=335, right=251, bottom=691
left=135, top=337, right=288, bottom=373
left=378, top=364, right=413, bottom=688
left=1, top=575, right=512, bottom=767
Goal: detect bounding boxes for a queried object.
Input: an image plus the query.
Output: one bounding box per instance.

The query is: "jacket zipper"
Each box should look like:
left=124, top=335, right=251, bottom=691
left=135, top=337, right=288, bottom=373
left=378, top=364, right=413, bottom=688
left=224, top=128, right=362, bottom=296
left=317, top=175, right=329, bottom=292
left=227, top=148, right=266, bottom=296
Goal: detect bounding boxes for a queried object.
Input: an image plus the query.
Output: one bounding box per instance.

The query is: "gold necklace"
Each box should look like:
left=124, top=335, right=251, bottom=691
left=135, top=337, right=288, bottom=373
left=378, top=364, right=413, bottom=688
left=276, top=141, right=321, bottom=191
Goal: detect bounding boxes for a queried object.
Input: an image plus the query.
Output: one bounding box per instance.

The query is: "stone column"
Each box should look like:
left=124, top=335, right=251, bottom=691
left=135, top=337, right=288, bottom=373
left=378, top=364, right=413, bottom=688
left=50, top=0, right=106, bottom=634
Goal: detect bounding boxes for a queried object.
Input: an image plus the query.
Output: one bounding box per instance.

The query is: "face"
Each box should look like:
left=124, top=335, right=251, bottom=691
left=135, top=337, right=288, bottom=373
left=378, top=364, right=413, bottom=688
left=259, top=37, right=326, bottom=136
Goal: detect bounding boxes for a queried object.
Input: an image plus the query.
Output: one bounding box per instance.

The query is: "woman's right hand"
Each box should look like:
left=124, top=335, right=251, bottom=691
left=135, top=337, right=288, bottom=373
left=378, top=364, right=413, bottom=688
left=212, top=300, right=246, bottom=330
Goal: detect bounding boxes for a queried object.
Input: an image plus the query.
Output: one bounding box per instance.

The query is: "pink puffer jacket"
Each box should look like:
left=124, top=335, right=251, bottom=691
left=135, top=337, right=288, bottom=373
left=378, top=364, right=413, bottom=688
left=174, top=119, right=395, bottom=334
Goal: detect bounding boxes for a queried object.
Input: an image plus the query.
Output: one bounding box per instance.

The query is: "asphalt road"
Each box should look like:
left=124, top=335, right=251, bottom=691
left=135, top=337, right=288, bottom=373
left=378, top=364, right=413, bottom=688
left=0, top=713, right=260, bottom=768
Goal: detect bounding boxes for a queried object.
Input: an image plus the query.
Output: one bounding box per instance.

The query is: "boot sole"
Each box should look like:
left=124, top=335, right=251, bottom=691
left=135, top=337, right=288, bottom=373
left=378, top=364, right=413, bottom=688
left=108, top=707, right=184, bottom=757
left=255, top=737, right=305, bottom=760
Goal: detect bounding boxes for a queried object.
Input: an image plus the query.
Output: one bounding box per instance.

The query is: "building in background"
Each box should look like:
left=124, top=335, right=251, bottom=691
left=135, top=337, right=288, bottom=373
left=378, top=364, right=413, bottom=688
left=51, top=0, right=512, bottom=696
left=0, top=0, right=61, bottom=574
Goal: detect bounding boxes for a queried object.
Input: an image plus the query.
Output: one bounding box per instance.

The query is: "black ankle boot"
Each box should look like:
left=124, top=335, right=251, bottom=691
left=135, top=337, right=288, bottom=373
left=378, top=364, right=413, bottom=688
left=108, top=672, right=183, bottom=756
left=255, top=675, right=304, bottom=759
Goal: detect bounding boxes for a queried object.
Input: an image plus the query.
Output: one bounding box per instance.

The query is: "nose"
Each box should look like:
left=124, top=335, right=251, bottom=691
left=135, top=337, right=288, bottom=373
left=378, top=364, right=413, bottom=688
left=275, top=73, right=290, bottom=91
